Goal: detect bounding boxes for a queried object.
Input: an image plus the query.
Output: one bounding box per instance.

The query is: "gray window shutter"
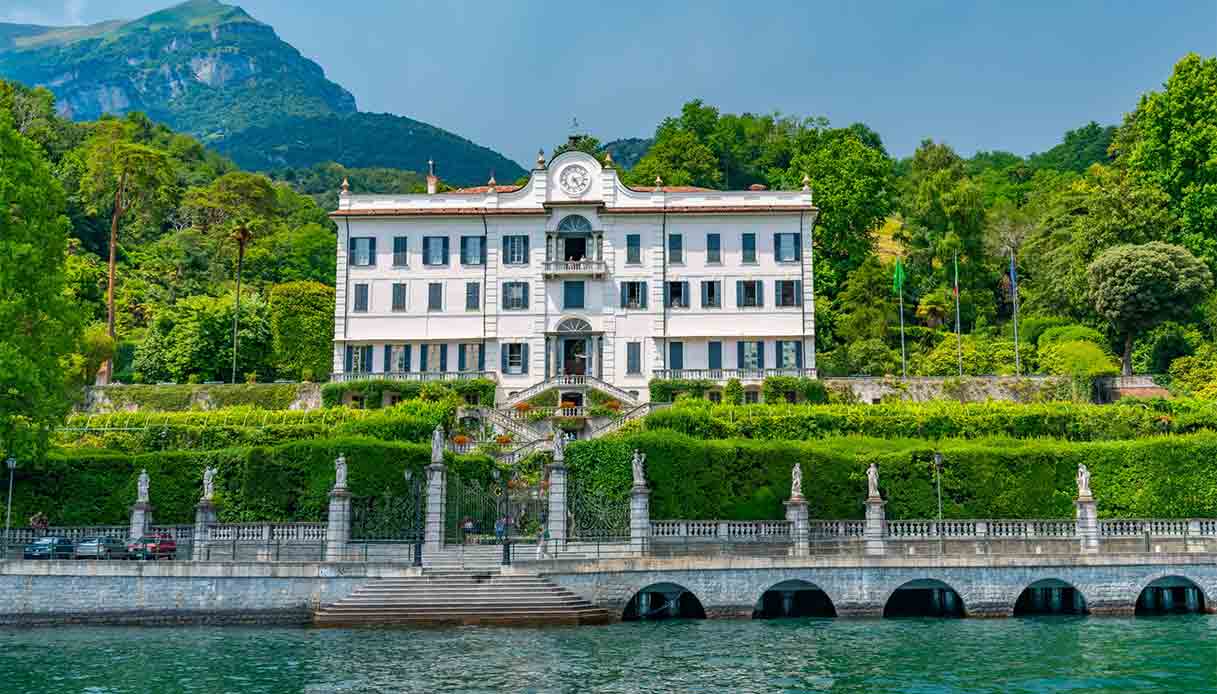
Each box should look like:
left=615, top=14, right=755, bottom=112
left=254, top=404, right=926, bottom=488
left=757, top=341, right=765, bottom=370
left=441, top=237, right=450, bottom=263
left=368, top=238, right=376, bottom=266
left=420, top=344, right=428, bottom=372
left=663, top=283, right=670, bottom=308
left=774, top=233, right=780, bottom=260
left=502, top=284, right=510, bottom=310
left=795, top=280, right=803, bottom=306
left=796, top=341, right=804, bottom=369
left=501, top=346, right=508, bottom=372
left=460, top=237, right=468, bottom=263
left=522, top=282, right=529, bottom=308
left=361, top=345, right=373, bottom=373
left=522, top=237, right=529, bottom=263
left=756, top=281, right=764, bottom=307
left=621, top=282, right=628, bottom=308
left=344, top=345, right=353, bottom=372
left=384, top=345, right=392, bottom=373
left=521, top=343, right=529, bottom=374
left=736, top=280, right=744, bottom=307
left=737, top=341, right=745, bottom=368
left=478, top=344, right=485, bottom=371
left=439, top=344, right=448, bottom=372
left=458, top=345, right=466, bottom=372
left=404, top=345, right=412, bottom=372
left=700, top=282, right=708, bottom=307
left=640, top=282, right=647, bottom=309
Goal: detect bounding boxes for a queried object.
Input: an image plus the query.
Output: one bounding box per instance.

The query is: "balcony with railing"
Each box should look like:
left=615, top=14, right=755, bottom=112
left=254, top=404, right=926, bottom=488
left=331, top=371, right=496, bottom=383
left=651, top=368, right=817, bottom=382
left=542, top=259, right=607, bottom=278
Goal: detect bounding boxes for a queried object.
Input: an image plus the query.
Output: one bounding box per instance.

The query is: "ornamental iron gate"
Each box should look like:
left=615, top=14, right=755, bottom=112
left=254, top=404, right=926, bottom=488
left=445, top=473, right=547, bottom=545
left=569, top=476, right=629, bottom=540
left=350, top=489, right=425, bottom=543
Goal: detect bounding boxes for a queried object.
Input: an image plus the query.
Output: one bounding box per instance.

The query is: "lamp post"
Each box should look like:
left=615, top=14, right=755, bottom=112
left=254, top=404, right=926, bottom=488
left=492, top=467, right=511, bottom=566
left=405, top=468, right=423, bottom=567
left=932, top=452, right=944, bottom=554
left=5, top=457, right=16, bottom=560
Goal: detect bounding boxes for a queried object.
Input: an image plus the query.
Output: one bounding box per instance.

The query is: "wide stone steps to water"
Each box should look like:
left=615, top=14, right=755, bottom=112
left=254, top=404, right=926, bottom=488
left=313, top=571, right=611, bottom=627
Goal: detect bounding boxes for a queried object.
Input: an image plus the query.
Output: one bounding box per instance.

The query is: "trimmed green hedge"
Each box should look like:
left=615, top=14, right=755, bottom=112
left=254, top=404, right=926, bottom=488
left=16, top=438, right=493, bottom=526
left=566, top=430, right=1217, bottom=521
left=321, top=378, right=497, bottom=408
left=94, top=384, right=303, bottom=411
left=642, top=399, right=1217, bottom=442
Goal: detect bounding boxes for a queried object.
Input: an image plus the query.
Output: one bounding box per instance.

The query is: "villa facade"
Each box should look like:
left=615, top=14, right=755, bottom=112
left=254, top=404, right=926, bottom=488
left=330, top=147, right=819, bottom=406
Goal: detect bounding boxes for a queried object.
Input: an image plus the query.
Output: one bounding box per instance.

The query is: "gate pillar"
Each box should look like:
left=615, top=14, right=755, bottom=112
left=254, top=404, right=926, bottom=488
left=630, top=482, right=650, bottom=557
left=425, top=462, right=447, bottom=552
left=546, top=463, right=568, bottom=548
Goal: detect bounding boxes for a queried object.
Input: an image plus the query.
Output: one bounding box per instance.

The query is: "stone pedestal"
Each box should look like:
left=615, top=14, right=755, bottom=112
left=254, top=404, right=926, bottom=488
left=864, top=496, right=886, bottom=556
left=630, top=485, right=650, bottom=557
left=785, top=497, right=809, bottom=557
left=424, top=463, right=447, bottom=552
left=325, top=488, right=351, bottom=562
left=546, top=464, right=568, bottom=548
left=192, top=501, right=217, bottom=561
left=129, top=502, right=153, bottom=541
left=1075, top=495, right=1098, bottom=554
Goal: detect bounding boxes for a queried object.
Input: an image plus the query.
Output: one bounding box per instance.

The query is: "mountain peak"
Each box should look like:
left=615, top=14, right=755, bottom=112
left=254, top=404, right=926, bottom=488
left=120, top=0, right=257, bottom=34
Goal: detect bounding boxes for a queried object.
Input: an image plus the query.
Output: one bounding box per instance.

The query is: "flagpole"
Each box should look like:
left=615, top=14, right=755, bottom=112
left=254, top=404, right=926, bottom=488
left=1010, top=248, right=1020, bottom=376
left=954, top=249, right=962, bottom=377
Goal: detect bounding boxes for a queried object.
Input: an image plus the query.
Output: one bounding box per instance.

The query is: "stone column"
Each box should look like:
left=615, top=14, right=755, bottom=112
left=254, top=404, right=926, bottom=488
left=546, top=463, right=568, bottom=548
left=424, top=462, right=447, bottom=552
left=1075, top=493, right=1099, bottom=554
left=129, top=502, right=153, bottom=541
left=630, top=482, right=650, bottom=557
left=325, top=488, right=352, bottom=562
left=785, top=496, right=809, bottom=557
left=864, top=495, right=886, bottom=556
left=192, top=500, right=217, bottom=561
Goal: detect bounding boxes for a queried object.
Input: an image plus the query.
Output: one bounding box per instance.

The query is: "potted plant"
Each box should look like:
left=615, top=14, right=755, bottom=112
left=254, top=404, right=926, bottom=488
left=496, top=434, right=513, bottom=446
left=605, top=399, right=621, bottom=411
left=513, top=401, right=531, bottom=413
left=453, top=434, right=471, bottom=446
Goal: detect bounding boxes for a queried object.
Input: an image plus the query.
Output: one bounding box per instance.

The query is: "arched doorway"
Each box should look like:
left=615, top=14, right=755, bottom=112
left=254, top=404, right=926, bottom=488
left=1013, top=579, right=1088, bottom=616
left=1136, top=576, right=1208, bottom=615
left=754, top=579, right=837, bottom=619
left=551, top=317, right=598, bottom=378
left=883, top=579, right=966, bottom=618
left=622, top=582, right=707, bottom=621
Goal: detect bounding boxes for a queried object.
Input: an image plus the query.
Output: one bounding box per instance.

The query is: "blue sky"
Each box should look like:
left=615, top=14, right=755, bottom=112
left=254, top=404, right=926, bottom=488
left=4, top=0, right=1215, bottom=167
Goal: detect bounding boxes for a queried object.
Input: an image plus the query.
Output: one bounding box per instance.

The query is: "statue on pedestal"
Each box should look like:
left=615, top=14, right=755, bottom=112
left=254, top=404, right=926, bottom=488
left=202, top=466, right=217, bottom=502
left=866, top=463, right=880, bottom=499
left=553, top=432, right=567, bottom=464
left=137, top=469, right=150, bottom=504
left=431, top=426, right=445, bottom=464
left=631, top=449, right=646, bottom=488
left=790, top=464, right=803, bottom=500
left=334, top=453, right=347, bottom=490
left=1076, top=464, right=1091, bottom=499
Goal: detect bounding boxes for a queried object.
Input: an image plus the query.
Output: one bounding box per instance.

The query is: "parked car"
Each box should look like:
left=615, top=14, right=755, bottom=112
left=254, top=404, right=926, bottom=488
left=127, top=534, right=177, bottom=560
left=23, top=536, right=75, bottom=560
left=74, top=536, right=129, bottom=560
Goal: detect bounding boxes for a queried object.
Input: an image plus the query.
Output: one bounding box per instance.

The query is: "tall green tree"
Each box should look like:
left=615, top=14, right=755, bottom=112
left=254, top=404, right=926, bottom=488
left=0, top=114, right=81, bottom=459
left=1087, top=242, right=1213, bottom=375
left=269, top=281, right=335, bottom=381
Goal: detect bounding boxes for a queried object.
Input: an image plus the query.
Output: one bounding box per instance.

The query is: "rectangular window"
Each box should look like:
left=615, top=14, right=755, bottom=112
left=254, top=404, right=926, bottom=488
left=394, top=345, right=412, bottom=372
left=701, top=281, right=721, bottom=308
left=353, top=283, right=369, bottom=312
left=665, top=281, right=690, bottom=308
left=503, top=282, right=529, bottom=310
left=709, top=341, right=722, bottom=370
left=391, top=283, right=407, bottom=312
left=779, top=340, right=802, bottom=369
left=621, top=281, right=647, bottom=310
left=460, top=236, right=485, bottom=265
left=626, top=234, right=641, bottom=265
left=423, top=236, right=449, bottom=266
left=458, top=343, right=481, bottom=372
left=776, top=280, right=802, bottom=307
left=392, top=236, right=408, bottom=266
left=564, top=281, right=585, bottom=309
left=776, top=233, right=801, bottom=263
left=744, top=390, right=759, bottom=404
left=742, top=233, right=756, bottom=264
left=741, top=341, right=760, bottom=369
left=707, top=233, right=721, bottom=264
left=668, top=233, right=683, bottom=264
left=350, top=237, right=375, bottom=267
left=503, top=235, right=529, bottom=265
left=503, top=343, right=528, bottom=375
left=627, top=342, right=642, bottom=375
left=465, top=282, right=480, bottom=311
left=427, top=282, right=443, bottom=311
left=708, top=390, right=722, bottom=404
left=737, top=280, right=763, bottom=308
left=669, top=342, right=684, bottom=371
left=346, top=345, right=374, bottom=373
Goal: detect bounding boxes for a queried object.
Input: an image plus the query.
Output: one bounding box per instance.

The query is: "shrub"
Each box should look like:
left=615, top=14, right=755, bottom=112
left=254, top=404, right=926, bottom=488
left=915, top=335, right=1017, bottom=376
left=649, top=378, right=715, bottom=403
left=269, top=281, right=334, bottom=381
left=96, top=383, right=302, bottom=412
left=321, top=378, right=496, bottom=409
left=1019, top=316, right=1071, bottom=346
left=1039, top=325, right=1106, bottom=348
left=1132, top=322, right=1202, bottom=374
left=846, top=338, right=899, bottom=375
left=723, top=378, right=744, bottom=405
left=761, top=376, right=830, bottom=404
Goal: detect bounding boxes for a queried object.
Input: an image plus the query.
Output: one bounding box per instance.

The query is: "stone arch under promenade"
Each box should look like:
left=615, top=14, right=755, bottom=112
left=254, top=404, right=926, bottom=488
left=621, top=581, right=707, bottom=621
left=753, top=579, right=838, bottom=618
left=1132, top=573, right=1213, bottom=615
left=881, top=578, right=967, bottom=618
left=1011, top=578, right=1089, bottom=616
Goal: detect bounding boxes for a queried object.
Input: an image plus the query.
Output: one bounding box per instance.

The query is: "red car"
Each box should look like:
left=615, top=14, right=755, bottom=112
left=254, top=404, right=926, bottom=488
left=127, top=533, right=177, bottom=560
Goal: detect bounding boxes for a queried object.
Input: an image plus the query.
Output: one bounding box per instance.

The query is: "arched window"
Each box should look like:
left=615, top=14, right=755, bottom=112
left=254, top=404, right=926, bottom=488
left=557, top=215, right=593, bottom=233
left=556, top=318, right=593, bottom=333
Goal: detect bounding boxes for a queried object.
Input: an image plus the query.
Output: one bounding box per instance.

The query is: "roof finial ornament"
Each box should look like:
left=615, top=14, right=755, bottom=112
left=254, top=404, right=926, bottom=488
left=428, top=159, right=435, bottom=177
left=603, top=150, right=614, bottom=168
left=654, top=175, right=663, bottom=191
left=536, top=148, right=546, bottom=169
left=340, top=176, right=350, bottom=195
left=487, top=170, right=497, bottom=186
left=801, top=173, right=811, bottom=192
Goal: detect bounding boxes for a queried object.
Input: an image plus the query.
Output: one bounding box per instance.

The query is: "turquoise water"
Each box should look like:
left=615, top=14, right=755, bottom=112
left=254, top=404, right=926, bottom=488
left=1, top=617, right=1214, bottom=693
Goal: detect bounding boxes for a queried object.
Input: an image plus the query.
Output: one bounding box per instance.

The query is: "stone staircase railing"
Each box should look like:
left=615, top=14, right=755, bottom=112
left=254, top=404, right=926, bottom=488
left=483, top=407, right=546, bottom=442
left=501, top=375, right=640, bottom=409
left=589, top=402, right=669, bottom=439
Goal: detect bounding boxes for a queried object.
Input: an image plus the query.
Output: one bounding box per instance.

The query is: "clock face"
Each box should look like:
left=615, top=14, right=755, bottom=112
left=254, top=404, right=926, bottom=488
left=559, top=164, right=591, bottom=196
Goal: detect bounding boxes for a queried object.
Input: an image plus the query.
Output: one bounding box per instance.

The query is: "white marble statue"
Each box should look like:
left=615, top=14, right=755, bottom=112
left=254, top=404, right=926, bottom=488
left=631, top=449, right=646, bottom=488
left=791, top=463, right=803, bottom=499
left=431, top=426, right=445, bottom=464
left=202, top=466, right=217, bottom=502
left=553, top=432, right=567, bottom=464
left=866, top=463, right=880, bottom=499
left=1076, top=464, right=1091, bottom=498
left=334, top=453, right=348, bottom=490
left=137, top=469, right=150, bottom=504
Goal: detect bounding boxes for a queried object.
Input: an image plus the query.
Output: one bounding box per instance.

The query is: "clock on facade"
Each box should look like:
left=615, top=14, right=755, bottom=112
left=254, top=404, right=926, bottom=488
left=559, top=164, right=591, bottom=196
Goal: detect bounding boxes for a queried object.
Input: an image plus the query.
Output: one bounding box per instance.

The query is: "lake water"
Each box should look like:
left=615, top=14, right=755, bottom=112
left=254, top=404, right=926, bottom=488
left=1, top=617, right=1214, bottom=693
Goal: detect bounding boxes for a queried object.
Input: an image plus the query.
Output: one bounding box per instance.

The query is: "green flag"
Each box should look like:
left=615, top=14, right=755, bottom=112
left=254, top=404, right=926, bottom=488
left=892, top=258, right=906, bottom=295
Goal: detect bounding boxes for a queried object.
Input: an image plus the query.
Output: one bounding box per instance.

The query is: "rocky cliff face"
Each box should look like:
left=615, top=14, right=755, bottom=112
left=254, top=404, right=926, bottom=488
left=0, top=0, right=524, bottom=184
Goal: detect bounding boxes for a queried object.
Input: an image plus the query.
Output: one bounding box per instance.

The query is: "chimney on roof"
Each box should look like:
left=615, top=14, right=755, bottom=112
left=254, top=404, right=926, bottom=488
left=749, top=183, right=767, bottom=191
left=426, top=159, right=438, bottom=195
left=487, top=171, right=497, bottom=186
left=340, top=176, right=350, bottom=196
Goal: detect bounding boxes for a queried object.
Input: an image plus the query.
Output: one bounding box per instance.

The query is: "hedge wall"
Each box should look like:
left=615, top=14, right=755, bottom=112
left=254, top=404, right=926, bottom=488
left=565, top=430, right=1217, bottom=521
left=15, top=438, right=493, bottom=526
left=92, top=384, right=303, bottom=412
left=642, top=399, right=1217, bottom=442
left=321, top=379, right=497, bottom=408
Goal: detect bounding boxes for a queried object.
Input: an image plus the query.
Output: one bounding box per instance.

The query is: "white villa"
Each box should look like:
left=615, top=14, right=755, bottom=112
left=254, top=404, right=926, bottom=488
left=330, top=145, right=819, bottom=409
